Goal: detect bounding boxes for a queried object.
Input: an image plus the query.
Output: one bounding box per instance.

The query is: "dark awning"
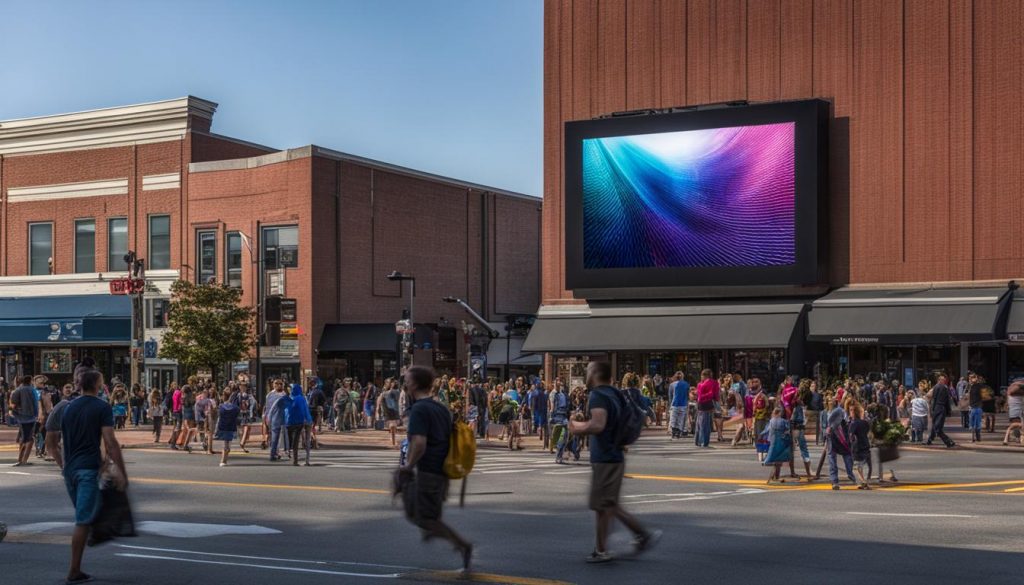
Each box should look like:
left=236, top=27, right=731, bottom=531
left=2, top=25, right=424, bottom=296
left=808, top=287, right=1011, bottom=345
left=486, top=337, right=543, bottom=366
left=1004, top=291, right=1024, bottom=340
left=523, top=301, right=806, bottom=353
left=318, top=324, right=397, bottom=353
left=0, top=295, right=131, bottom=344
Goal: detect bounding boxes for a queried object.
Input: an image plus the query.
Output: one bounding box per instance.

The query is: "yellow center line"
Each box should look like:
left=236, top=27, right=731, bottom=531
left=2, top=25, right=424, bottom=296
left=133, top=477, right=388, bottom=495
left=887, top=479, right=1024, bottom=490
left=1004, top=486, right=1024, bottom=493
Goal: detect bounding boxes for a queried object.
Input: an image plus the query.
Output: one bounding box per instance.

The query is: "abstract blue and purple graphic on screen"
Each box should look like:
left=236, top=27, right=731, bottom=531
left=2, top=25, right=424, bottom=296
left=582, top=122, right=795, bottom=269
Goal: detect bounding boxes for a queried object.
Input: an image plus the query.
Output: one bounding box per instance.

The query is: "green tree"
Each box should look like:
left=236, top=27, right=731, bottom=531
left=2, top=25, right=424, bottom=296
left=159, top=280, right=254, bottom=383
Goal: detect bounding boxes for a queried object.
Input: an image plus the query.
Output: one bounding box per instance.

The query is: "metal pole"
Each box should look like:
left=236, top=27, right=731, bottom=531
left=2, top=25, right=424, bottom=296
left=505, top=326, right=511, bottom=382
left=254, top=222, right=262, bottom=400
left=408, top=279, right=415, bottom=370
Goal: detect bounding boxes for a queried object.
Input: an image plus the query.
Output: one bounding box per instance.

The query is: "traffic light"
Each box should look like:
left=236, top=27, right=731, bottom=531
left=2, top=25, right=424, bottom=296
left=264, top=295, right=282, bottom=323
left=263, top=322, right=281, bottom=346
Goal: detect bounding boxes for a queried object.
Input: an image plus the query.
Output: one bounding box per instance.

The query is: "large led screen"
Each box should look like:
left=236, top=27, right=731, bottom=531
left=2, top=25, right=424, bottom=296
left=565, top=99, right=828, bottom=293
left=583, top=122, right=795, bottom=269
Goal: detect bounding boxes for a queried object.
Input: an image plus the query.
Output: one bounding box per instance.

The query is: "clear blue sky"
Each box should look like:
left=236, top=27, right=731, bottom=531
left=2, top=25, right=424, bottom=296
left=0, top=0, right=543, bottom=195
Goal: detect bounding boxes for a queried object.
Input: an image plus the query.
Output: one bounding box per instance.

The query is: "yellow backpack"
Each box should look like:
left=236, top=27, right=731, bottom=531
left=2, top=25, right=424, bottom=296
left=444, top=420, right=476, bottom=479
left=444, top=420, right=476, bottom=507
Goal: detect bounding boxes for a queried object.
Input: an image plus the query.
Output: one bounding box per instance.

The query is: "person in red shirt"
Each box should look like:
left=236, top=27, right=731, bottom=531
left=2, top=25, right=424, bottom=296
left=694, top=369, right=719, bottom=448
left=781, top=376, right=799, bottom=419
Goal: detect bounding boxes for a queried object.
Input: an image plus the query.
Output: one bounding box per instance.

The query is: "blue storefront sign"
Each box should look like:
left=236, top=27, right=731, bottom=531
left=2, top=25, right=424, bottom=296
left=0, top=295, right=130, bottom=344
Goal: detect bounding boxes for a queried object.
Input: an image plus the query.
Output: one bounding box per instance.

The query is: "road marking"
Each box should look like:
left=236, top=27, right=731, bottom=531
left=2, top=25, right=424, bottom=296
left=136, top=521, right=281, bottom=537
left=116, top=553, right=401, bottom=578
left=4, top=471, right=31, bottom=475
left=115, top=545, right=422, bottom=570
left=845, top=512, right=978, bottom=518
left=480, top=468, right=537, bottom=474
left=1004, top=486, right=1024, bottom=493
left=626, top=474, right=766, bottom=485
left=133, top=477, right=388, bottom=495
left=886, top=480, right=1024, bottom=491
left=543, top=470, right=591, bottom=475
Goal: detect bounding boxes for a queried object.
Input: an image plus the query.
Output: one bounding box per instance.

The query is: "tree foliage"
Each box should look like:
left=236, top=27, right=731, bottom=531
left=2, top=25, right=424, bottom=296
left=159, top=280, right=254, bottom=381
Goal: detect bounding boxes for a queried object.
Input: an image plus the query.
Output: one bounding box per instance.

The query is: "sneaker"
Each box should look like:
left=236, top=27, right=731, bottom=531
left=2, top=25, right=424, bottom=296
left=219, top=462, right=227, bottom=467
left=858, top=483, right=870, bottom=490
left=831, top=484, right=840, bottom=491
left=586, top=550, right=614, bottom=564
left=65, top=572, right=93, bottom=584
left=633, top=529, right=662, bottom=555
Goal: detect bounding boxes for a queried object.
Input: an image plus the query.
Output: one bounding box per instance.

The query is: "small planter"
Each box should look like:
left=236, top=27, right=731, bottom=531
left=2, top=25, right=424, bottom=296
left=878, top=444, right=901, bottom=463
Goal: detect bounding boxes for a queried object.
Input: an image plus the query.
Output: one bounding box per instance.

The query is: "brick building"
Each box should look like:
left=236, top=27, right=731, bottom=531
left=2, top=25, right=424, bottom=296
left=527, top=0, right=1024, bottom=391
left=0, top=97, right=541, bottom=390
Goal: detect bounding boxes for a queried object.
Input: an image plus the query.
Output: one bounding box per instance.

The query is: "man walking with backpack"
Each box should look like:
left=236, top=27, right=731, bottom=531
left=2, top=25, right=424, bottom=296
left=398, top=366, right=473, bottom=571
left=570, top=361, right=660, bottom=563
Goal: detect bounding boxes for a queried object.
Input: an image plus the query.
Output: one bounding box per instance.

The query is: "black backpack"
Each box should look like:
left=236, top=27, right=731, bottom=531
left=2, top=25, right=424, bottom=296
left=598, top=387, right=644, bottom=447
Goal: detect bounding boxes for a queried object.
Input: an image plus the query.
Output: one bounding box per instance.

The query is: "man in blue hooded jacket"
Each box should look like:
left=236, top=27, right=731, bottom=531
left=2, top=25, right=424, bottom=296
left=284, top=383, right=313, bottom=466
left=265, top=379, right=289, bottom=461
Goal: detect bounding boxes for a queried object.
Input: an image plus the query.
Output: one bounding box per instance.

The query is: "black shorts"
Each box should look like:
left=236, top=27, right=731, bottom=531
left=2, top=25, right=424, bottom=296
left=403, top=471, right=448, bottom=525
left=18, top=422, right=37, bottom=444
left=589, top=462, right=625, bottom=512
left=1010, top=417, right=1022, bottom=423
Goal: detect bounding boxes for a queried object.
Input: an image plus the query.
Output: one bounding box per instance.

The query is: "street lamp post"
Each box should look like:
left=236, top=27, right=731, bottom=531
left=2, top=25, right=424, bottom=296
left=239, top=228, right=263, bottom=396
left=442, top=297, right=500, bottom=381
left=387, top=271, right=416, bottom=372
left=124, top=251, right=145, bottom=388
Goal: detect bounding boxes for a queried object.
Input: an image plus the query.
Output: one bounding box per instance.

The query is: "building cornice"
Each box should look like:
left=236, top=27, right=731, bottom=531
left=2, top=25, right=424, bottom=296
left=0, top=96, right=217, bottom=156
left=188, top=144, right=540, bottom=202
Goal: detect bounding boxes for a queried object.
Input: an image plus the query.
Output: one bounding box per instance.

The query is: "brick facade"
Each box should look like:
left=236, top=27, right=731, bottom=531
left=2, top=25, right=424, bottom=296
left=0, top=97, right=541, bottom=385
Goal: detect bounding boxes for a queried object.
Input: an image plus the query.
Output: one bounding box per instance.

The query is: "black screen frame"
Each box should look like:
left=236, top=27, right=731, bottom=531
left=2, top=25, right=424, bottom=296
left=564, top=99, right=829, bottom=294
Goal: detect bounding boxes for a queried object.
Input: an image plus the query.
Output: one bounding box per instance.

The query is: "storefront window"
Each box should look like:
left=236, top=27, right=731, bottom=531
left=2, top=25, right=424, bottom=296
left=615, top=352, right=643, bottom=381
left=915, top=345, right=956, bottom=384
left=108, top=218, right=128, bottom=272
left=262, top=225, right=298, bottom=270
left=29, top=222, right=53, bottom=275
left=197, top=230, right=216, bottom=284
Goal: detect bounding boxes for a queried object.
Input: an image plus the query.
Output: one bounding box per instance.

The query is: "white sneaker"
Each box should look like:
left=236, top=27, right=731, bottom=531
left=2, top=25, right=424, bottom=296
left=219, top=462, right=228, bottom=467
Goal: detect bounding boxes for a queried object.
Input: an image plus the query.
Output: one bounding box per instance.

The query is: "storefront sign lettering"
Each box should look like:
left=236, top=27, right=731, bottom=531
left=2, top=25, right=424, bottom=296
left=830, top=336, right=879, bottom=345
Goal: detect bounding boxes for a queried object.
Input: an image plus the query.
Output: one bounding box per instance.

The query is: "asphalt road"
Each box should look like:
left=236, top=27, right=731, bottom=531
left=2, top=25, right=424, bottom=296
left=1, top=435, right=1022, bottom=585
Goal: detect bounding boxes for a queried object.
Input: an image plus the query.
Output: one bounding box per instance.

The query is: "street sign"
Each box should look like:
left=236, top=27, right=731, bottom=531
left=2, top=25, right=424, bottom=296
left=281, top=298, right=297, bottom=322
left=109, top=277, right=145, bottom=295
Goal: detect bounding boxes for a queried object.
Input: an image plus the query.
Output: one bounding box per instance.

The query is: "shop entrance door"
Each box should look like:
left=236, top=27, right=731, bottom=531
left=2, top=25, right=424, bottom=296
left=147, top=367, right=178, bottom=391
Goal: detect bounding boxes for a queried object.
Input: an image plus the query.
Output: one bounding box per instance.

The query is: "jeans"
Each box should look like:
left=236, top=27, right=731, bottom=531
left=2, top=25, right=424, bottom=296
left=927, top=410, right=954, bottom=446
left=695, top=411, right=712, bottom=447
left=794, top=428, right=810, bottom=462
left=287, top=424, right=307, bottom=463
left=552, top=423, right=568, bottom=460
left=64, top=468, right=102, bottom=526
left=828, top=447, right=855, bottom=486
left=270, top=423, right=289, bottom=459
left=969, top=407, right=982, bottom=429
left=670, top=406, right=688, bottom=436
left=131, top=406, right=142, bottom=427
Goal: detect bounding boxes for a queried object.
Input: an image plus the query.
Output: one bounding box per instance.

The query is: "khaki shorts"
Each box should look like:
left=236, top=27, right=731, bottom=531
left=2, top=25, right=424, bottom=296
left=589, top=462, right=625, bottom=511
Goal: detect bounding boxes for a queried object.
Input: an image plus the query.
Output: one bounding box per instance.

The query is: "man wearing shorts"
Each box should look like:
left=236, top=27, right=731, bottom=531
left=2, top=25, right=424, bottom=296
left=570, top=361, right=660, bottom=563
left=399, top=366, right=472, bottom=570
left=9, top=376, right=39, bottom=466
left=47, top=367, right=128, bottom=584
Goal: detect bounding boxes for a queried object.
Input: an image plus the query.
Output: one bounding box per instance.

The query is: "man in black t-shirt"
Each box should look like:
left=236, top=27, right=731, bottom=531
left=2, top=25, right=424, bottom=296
left=399, top=366, right=472, bottom=571
left=570, top=361, right=660, bottom=564
left=469, top=383, right=489, bottom=438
